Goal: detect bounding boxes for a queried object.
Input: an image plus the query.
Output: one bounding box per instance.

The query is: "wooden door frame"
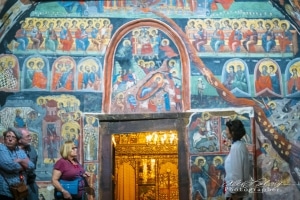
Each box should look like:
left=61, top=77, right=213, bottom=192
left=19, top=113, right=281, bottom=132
left=97, top=113, right=191, bottom=200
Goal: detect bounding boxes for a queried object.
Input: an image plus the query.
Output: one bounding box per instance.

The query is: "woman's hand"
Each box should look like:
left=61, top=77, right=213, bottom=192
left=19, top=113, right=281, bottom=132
left=62, top=189, right=72, bottom=199
left=83, top=172, right=91, bottom=178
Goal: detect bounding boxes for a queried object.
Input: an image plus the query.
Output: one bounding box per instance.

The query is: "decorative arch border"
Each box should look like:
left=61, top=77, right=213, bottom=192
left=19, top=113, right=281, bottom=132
left=102, top=18, right=190, bottom=113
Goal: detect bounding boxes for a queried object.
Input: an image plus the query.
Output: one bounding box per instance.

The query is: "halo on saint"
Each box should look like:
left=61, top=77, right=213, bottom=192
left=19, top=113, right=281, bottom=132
left=267, top=101, right=277, bottom=109
left=138, top=59, right=145, bottom=65
left=123, top=39, right=131, bottom=46
left=83, top=59, right=99, bottom=72
left=213, top=156, right=224, bottom=166
left=202, top=112, right=211, bottom=121
left=161, top=38, right=170, bottom=46
left=187, top=19, right=196, bottom=27
left=280, top=20, right=290, bottom=30
left=194, top=156, right=206, bottom=166
left=196, top=19, right=205, bottom=28
left=289, top=65, right=299, bottom=75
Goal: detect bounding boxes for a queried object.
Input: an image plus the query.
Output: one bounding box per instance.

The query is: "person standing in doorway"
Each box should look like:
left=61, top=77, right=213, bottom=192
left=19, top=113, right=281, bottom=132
left=18, top=128, right=39, bottom=200
left=224, top=120, right=250, bottom=200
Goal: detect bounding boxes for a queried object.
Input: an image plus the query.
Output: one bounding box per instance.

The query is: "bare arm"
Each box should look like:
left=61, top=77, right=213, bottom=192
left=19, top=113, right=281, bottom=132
left=52, top=169, right=72, bottom=199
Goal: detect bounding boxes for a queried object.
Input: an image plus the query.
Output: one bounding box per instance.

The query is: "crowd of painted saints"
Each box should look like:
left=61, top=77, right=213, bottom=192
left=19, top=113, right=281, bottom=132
left=186, top=18, right=295, bottom=54
left=11, top=18, right=113, bottom=54
left=9, top=17, right=296, bottom=55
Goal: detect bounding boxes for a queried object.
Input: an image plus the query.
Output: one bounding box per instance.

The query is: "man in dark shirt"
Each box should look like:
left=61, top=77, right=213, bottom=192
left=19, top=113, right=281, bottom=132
left=18, top=128, right=39, bottom=200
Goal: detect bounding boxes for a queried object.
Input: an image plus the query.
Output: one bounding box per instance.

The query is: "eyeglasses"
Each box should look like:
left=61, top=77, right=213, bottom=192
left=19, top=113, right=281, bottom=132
left=72, top=147, right=78, bottom=150
left=5, top=135, right=17, bottom=140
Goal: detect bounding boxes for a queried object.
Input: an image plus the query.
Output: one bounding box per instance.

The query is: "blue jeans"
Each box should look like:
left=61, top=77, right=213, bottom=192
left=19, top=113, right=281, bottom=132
left=27, top=182, right=39, bottom=200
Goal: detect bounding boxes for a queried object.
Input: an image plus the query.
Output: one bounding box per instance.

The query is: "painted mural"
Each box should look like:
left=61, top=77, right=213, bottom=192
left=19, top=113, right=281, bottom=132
left=0, top=94, right=101, bottom=199
left=0, top=0, right=300, bottom=199
left=188, top=110, right=255, bottom=200
left=111, top=26, right=182, bottom=113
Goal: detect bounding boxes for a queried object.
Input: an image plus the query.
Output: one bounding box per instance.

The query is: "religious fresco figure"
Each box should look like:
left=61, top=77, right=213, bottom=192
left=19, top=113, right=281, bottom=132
left=80, top=63, right=101, bottom=91
left=150, top=29, right=161, bottom=59
left=223, top=65, right=235, bottom=90
left=60, top=22, right=74, bottom=52
left=277, top=22, right=293, bottom=53
left=188, top=112, right=220, bottom=153
left=85, top=163, right=98, bottom=200
left=111, top=35, right=182, bottom=114
left=51, top=56, right=76, bottom=91
left=262, top=22, right=276, bottom=53
left=45, top=21, right=58, bottom=52
left=91, top=22, right=102, bottom=51
left=210, top=22, right=225, bottom=53
left=222, top=59, right=251, bottom=96
left=242, top=23, right=258, bottom=53
left=131, top=29, right=140, bottom=58
left=97, top=19, right=113, bottom=54
left=185, top=20, right=197, bottom=40
left=83, top=116, right=99, bottom=161
left=228, top=22, right=242, bottom=52
left=287, top=66, right=300, bottom=94
left=140, top=29, right=153, bottom=57
left=75, top=23, right=90, bottom=52
left=192, top=22, right=207, bottom=52
left=255, top=65, right=272, bottom=93
left=30, top=59, right=47, bottom=89
left=269, top=65, right=281, bottom=94
left=159, top=39, right=178, bottom=59
left=255, top=59, right=282, bottom=97
left=191, top=156, right=209, bottom=200
left=15, top=21, right=28, bottom=51
left=207, top=156, right=225, bottom=199
left=22, top=56, right=49, bottom=90
left=30, top=21, right=44, bottom=50
left=0, top=54, right=19, bottom=91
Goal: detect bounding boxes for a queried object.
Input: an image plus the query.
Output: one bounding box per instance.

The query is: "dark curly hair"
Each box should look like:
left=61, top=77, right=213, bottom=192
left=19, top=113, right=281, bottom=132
left=225, top=119, right=246, bottom=142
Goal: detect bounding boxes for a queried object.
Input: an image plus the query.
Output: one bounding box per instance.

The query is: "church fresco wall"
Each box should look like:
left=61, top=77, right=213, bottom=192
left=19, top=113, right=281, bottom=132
left=188, top=110, right=255, bottom=200
left=0, top=0, right=300, bottom=199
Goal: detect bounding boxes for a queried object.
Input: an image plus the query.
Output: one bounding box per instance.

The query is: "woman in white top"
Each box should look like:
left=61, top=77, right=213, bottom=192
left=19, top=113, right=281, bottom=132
left=224, top=119, right=250, bottom=200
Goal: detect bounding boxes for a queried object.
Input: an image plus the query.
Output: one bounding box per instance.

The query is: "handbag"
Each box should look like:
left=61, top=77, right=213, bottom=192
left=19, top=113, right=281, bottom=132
left=9, top=182, right=29, bottom=200
left=83, top=177, right=95, bottom=197
left=0, top=171, right=28, bottom=200
left=55, top=178, right=80, bottom=198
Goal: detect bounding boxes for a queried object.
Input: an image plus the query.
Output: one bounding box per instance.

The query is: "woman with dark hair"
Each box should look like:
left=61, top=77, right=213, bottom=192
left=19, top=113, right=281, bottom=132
left=224, top=119, right=250, bottom=200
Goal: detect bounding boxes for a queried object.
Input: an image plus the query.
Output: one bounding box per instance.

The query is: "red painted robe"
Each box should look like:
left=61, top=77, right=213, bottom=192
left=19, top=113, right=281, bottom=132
left=32, top=71, right=47, bottom=89
left=288, top=75, right=300, bottom=94
left=255, top=75, right=272, bottom=93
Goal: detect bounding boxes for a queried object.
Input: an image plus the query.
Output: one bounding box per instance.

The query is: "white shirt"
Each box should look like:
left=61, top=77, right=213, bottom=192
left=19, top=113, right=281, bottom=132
left=224, top=140, right=250, bottom=198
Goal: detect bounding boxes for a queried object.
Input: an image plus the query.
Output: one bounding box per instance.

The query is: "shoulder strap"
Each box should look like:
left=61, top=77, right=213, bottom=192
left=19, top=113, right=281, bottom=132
left=81, top=175, right=89, bottom=187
